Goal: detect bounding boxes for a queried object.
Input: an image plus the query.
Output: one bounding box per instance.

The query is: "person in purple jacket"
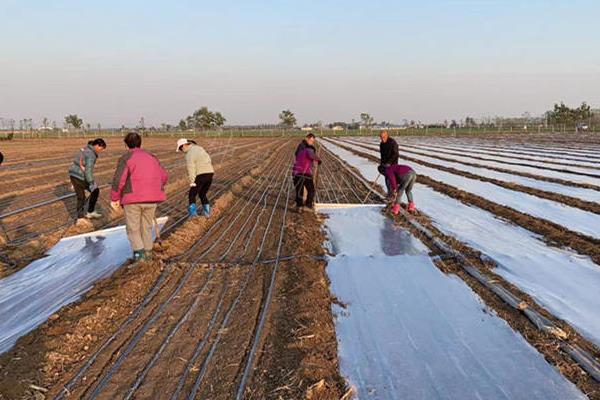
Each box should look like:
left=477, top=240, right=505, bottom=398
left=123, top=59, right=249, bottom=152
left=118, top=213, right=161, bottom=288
left=385, top=164, right=417, bottom=215
left=292, top=133, right=321, bottom=212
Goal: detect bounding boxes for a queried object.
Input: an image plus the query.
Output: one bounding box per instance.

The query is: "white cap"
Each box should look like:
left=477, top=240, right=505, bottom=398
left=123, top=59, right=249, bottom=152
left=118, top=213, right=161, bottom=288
left=176, top=138, right=189, bottom=152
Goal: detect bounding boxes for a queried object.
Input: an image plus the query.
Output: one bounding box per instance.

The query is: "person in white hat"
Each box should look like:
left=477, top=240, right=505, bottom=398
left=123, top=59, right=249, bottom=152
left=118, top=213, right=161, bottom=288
left=176, top=138, right=214, bottom=217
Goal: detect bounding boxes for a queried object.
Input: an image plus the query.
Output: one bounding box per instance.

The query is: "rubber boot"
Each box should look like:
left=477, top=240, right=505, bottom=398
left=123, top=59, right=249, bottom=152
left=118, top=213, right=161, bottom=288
left=133, top=250, right=146, bottom=261
left=188, top=203, right=198, bottom=218
left=202, top=204, right=211, bottom=217
left=408, top=202, right=416, bottom=213
left=392, top=203, right=401, bottom=215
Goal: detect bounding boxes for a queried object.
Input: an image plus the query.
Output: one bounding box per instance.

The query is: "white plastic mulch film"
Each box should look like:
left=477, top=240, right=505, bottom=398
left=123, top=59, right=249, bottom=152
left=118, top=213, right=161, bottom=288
left=0, top=217, right=167, bottom=354
left=323, top=139, right=600, bottom=348
left=321, top=205, right=585, bottom=400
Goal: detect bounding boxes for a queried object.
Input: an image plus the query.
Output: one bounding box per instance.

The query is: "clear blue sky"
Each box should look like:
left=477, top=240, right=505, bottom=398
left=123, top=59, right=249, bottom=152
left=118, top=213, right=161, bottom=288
left=1, top=0, right=599, bottom=127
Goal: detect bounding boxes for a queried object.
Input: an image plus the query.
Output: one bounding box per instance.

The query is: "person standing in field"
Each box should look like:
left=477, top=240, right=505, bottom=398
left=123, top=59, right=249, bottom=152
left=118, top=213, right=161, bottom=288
left=111, top=132, right=168, bottom=261
left=176, top=138, right=214, bottom=217
left=68, top=138, right=107, bottom=226
left=292, top=133, right=321, bottom=212
left=379, top=130, right=399, bottom=194
left=385, top=164, right=417, bottom=215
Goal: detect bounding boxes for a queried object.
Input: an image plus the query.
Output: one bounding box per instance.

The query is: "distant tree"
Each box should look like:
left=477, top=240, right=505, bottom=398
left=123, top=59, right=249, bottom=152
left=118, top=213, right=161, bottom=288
left=193, top=107, right=215, bottom=129
left=546, top=102, right=592, bottom=125
left=279, top=109, right=296, bottom=128
left=41, top=117, right=49, bottom=128
left=65, top=114, right=83, bottom=129
left=181, top=107, right=226, bottom=130
left=360, top=112, right=374, bottom=128
left=213, top=112, right=226, bottom=127
left=464, top=116, right=477, bottom=128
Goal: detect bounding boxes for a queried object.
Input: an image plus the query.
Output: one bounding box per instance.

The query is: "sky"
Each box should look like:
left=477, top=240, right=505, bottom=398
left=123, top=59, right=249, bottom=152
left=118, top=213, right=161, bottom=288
left=1, top=0, right=599, bottom=127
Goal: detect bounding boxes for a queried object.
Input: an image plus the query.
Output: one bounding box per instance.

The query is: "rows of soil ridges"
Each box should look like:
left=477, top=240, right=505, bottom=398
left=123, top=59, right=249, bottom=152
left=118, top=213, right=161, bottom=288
left=0, top=137, right=283, bottom=276
left=0, top=137, right=377, bottom=399
left=2, top=134, right=600, bottom=399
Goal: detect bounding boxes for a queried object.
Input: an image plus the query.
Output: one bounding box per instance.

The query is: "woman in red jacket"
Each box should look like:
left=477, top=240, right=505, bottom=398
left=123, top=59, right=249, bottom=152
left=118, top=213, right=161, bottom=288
left=385, top=164, right=417, bottom=215
left=111, top=132, right=168, bottom=261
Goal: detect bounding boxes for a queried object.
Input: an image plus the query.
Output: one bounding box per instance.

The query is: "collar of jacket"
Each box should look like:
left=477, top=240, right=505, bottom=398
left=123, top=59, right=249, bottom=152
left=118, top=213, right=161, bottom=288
left=87, top=144, right=99, bottom=156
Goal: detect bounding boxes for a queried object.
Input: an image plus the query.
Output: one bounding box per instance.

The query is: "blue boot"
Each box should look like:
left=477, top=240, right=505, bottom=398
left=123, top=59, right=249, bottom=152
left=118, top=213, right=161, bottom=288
left=202, top=204, right=211, bottom=217
left=188, top=203, right=198, bottom=218
left=133, top=250, right=146, bottom=261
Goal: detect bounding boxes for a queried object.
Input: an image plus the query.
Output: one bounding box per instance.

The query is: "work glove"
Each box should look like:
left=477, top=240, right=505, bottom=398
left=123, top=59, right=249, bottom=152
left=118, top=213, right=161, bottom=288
left=190, top=182, right=197, bottom=187
left=89, top=182, right=98, bottom=192
left=110, top=201, right=120, bottom=210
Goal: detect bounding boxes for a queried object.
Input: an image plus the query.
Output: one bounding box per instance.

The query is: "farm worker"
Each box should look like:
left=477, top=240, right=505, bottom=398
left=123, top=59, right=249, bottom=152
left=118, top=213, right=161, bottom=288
left=379, top=130, right=399, bottom=166
left=379, top=130, right=399, bottom=194
left=176, top=138, right=214, bottom=218
left=385, top=164, right=417, bottom=215
left=292, top=133, right=321, bottom=212
left=68, top=138, right=107, bottom=225
left=110, top=132, right=168, bottom=261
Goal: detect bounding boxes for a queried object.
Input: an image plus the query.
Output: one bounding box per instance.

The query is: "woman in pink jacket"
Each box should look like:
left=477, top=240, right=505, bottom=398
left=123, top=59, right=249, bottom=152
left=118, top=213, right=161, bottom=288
left=111, top=132, right=168, bottom=261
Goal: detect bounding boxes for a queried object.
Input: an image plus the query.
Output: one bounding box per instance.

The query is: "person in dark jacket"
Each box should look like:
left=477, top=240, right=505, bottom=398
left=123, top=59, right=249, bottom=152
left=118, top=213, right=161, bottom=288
left=292, top=133, right=321, bottom=212
left=379, top=131, right=399, bottom=194
left=385, top=164, right=417, bottom=215
left=379, top=130, right=399, bottom=166
left=68, top=138, right=106, bottom=225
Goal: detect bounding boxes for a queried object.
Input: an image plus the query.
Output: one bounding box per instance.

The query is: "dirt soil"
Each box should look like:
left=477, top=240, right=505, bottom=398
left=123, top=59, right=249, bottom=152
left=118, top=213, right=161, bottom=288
left=0, top=144, right=275, bottom=399
left=0, top=138, right=280, bottom=277
left=246, top=211, right=347, bottom=400
left=0, top=138, right=353, bottom=400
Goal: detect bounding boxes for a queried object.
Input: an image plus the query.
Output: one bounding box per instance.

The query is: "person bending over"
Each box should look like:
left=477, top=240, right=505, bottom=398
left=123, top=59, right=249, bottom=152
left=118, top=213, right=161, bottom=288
left=385, top=164, right=417, bottom=215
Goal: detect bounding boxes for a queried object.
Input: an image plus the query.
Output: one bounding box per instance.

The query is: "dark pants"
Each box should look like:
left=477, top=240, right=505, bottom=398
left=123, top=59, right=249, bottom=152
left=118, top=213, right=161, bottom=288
left=189, top=173, right=213, bottom=205
left=395, top=171, right=417, bottom=204
left=293, top=174, right=315, bottom=208
left=70, top=176, right=99, bottom=218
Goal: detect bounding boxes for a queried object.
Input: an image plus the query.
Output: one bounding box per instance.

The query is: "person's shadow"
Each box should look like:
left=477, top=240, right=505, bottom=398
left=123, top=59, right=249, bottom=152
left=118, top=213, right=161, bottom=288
left=54, top=182, right=77, bottom=221
left=380, top=217, right=422, bottom=256
left=0, top=194, right=17, bottom=266
left=83, top=236, right=106, bottom=259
